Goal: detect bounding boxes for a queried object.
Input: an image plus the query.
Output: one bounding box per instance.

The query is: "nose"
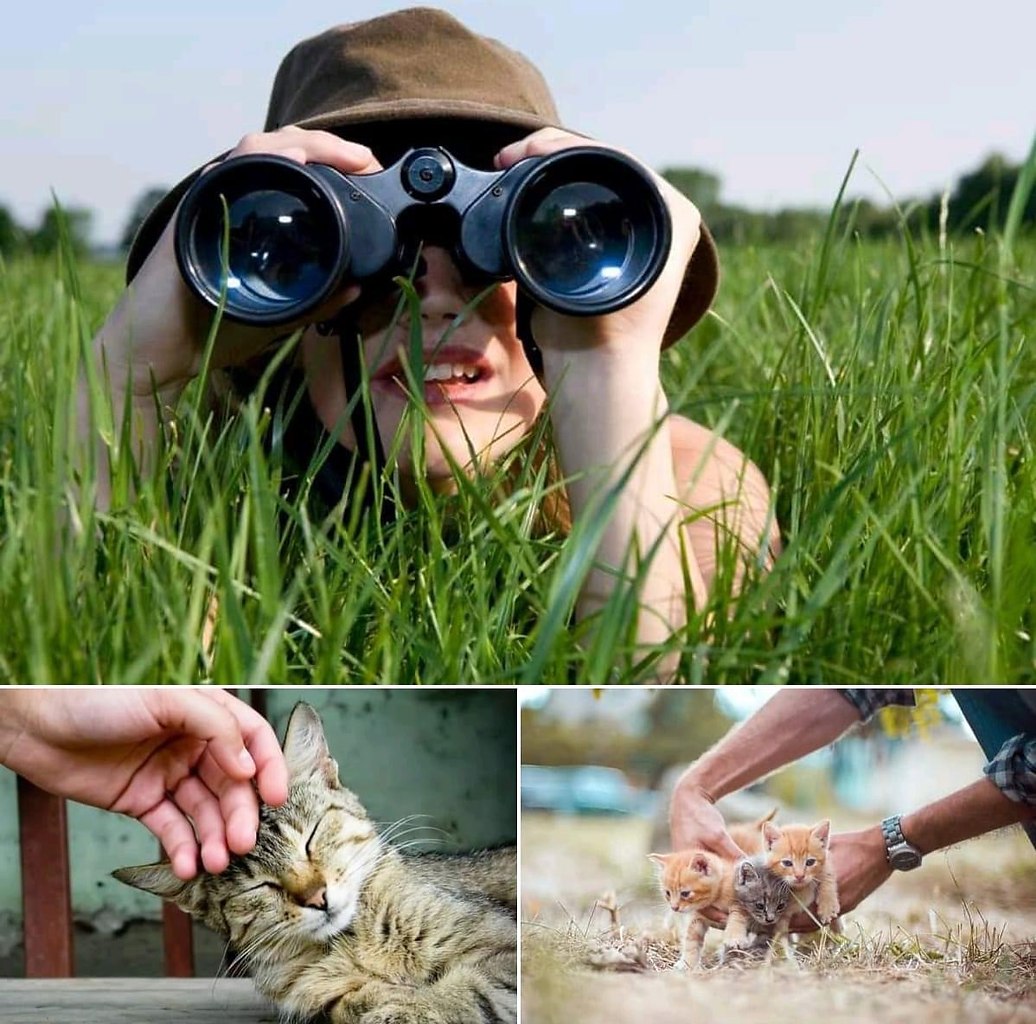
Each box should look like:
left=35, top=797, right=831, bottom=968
left=412, top=246, right=466, bottom=322
left=302, top=887, right=328, bottom=912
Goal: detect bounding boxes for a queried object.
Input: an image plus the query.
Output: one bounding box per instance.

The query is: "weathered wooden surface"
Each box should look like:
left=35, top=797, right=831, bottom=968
left=0, top=978, right=279, bottom=1023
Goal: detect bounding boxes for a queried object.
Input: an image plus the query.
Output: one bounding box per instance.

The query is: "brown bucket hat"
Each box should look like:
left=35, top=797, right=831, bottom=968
left=127, top=6, right=718, bottom=346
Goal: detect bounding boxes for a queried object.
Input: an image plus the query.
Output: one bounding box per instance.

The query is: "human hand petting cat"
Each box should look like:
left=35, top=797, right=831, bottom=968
left=0, top=688, right=288, bottom=879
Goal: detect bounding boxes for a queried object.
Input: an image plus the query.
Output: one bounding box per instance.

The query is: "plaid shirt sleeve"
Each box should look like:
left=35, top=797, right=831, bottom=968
left=983, top=734, right=1036, bottom=807
left=837, top=689, right=917, bottom=721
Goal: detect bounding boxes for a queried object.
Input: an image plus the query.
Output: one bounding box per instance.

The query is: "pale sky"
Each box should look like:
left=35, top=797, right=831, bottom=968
left=4, top=0, right=1034, bottom=245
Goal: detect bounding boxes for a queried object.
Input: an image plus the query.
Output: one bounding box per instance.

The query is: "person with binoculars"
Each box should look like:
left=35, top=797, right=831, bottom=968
left=82, top=8, right=778, bottom=679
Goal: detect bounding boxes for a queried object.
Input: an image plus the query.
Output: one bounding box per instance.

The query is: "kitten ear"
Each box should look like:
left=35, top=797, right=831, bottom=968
left=647, top=853, right=669, bottom=869
left=812, top=819, right=831, bottom=848
left=736, top=859, right=758, bottom=885
left=762, top=821, right=781, bottom=850
left=690, top=853, right=712, bottom=875
left=282, top=702, right=340, bottom=788
left=112, top=863, right=203, bottom=916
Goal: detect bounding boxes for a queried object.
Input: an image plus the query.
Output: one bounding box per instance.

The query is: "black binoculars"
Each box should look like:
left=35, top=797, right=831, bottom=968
left=175, top=145, right=672, bottom=327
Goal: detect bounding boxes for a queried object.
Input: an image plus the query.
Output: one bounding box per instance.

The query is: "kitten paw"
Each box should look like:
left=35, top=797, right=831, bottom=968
left=816, top=899, right=840, bottom=924
left=671, top=957, right=690, bottom=971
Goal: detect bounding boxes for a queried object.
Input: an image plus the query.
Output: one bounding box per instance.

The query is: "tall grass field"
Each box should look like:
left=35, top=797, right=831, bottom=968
left=1, top=159, right=1033, bottom=683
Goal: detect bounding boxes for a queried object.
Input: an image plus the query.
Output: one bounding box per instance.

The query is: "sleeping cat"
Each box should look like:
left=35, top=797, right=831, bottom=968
left=760, top=818, right=840, bottom=927
left=721, top=855, right=794, bottom=963
left=647, top=848, right=733, bottom=969
left=114, top=702, right=517, bottom=1024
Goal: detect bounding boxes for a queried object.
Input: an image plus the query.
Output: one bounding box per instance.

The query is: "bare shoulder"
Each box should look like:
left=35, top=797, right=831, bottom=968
left=668, top=414, right=781, bottom=577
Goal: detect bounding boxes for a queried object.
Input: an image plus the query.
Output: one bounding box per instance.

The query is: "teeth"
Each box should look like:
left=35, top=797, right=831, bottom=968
left=422, top=363, right=480, bottom=383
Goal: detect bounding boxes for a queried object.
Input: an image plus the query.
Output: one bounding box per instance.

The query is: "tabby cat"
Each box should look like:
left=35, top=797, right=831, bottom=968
left=721, top=855, right=794, bottom=963
left=647, top=848, right=733, bottom=969
left=114, top=703, right=517, bottom=1024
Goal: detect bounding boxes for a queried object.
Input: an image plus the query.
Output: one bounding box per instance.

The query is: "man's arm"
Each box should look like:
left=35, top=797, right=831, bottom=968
left=793, top=773, right=1036, bottom=931
left=669, top=689, right=863, bottom=853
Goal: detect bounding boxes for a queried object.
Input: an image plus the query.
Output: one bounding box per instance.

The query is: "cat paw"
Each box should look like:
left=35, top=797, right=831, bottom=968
left=725, top=934, right=755, bottom=951
left=360, top=1005, right=439, bottom=1024
left=671, top=957, right=690, bottom=972
left=816, top=898, right=840, bottom=924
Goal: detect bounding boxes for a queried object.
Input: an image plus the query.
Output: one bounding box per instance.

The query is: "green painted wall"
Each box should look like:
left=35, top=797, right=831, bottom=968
left=0, top=688, right=516, bottom=926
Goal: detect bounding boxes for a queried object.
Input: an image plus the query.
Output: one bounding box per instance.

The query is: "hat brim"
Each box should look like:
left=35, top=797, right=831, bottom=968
left=126, top=111, right=718, bottom=347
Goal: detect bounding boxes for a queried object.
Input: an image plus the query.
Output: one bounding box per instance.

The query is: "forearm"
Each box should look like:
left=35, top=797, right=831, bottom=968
left=901, top=777, right=1036, bottom=855
left=543, top=347, right=706, bottom=666
left=675, top=688, right=861, bottom=801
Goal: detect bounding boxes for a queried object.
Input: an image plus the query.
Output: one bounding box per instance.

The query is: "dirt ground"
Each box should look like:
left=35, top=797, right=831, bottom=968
left=521, top=812, right=1036, bottom=1024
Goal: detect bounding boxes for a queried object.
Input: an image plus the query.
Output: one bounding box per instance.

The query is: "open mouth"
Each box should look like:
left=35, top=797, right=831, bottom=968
left=372, top=346, right=492, bottom=403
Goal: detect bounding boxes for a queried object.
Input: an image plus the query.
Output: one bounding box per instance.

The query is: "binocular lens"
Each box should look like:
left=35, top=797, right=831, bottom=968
left=222, top=190, right=335, bottom=307
left=511, top=182, right=630, bottom=298
left=505, top=150, right=669, bottom=316
left=177, top=159, right=346, bottom=324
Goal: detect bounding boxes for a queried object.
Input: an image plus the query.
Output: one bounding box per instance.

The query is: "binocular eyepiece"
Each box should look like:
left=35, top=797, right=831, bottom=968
left=174, top=145, right=672, bottom=326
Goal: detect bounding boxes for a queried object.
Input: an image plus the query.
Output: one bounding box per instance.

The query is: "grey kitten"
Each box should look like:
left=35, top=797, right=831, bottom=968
left=721, top=855, right=794, bottom=962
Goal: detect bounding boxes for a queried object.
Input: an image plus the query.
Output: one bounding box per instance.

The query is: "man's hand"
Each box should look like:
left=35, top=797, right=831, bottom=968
left=0, top=688, right=289, bottom=879
left=669, top=779, right=746, bottom=927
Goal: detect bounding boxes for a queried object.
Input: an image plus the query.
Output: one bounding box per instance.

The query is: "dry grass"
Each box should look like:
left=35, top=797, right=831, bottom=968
left=521, top=813, right=1036, bottom=1023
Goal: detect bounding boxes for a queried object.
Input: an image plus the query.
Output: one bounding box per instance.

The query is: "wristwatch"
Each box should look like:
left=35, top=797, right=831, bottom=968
left=880, top=815, right=923, bottom=871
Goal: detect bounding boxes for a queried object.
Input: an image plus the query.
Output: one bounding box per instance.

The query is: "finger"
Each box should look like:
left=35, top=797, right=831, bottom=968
left=713, top=833, right=749, bottom=861
left=152, top=689, right=256, bottom=785
left=494, top=127, right=592, bottom=168
left=137, top=799, right=201, bottom=880
left=204, top=690, right=289, bottom=807
left=197, top=751, right=262, bottom=857
left=230, top=127, right=383, bottom=175
left=172, top=775, right=231, bottom=874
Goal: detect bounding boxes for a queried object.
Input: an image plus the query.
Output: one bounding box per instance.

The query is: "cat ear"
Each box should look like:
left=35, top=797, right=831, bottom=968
left=690, top=853, right=712, bottom=875
left=282, top=702, right=340, bottom=788
left=812, top=819, right=831, bottom=848
left=647, top=853, right=669, bottom=869
left=112, top=862, right=204, bottom=916
left=762, top=821, right=781, bottom=850
left=736, top=859, right=758, bottom=885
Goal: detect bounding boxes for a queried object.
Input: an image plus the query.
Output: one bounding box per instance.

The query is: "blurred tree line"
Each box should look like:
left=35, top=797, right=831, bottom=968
left=521, top=691, right=735, bottom=787
left=662, top=151, right=1035, bottom=245
left=0, top=186, right=168, bottom=258
left=0, top=150, right=1029, bottom=258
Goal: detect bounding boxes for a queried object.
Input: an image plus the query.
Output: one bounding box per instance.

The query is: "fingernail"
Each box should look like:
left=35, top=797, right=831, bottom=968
left=238, top=749, right=256, bottom=773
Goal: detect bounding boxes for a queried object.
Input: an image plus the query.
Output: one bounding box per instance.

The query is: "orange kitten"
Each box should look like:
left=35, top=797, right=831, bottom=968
left=647, top=849, right=734, bottom=969
left=761, top=819, right=840, bottom=925
left=727, top=807, right=777, bottom=856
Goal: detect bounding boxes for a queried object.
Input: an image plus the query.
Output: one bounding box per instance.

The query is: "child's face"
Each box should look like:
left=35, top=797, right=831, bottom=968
left=301, top=246, right=547, bottom=494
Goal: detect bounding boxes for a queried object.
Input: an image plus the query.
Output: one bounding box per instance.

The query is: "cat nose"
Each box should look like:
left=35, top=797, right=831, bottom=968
left=303, top=887, right=328, bottom=912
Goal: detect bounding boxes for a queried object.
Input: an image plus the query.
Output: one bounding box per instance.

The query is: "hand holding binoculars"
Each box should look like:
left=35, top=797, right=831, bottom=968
left=175, top=144, right=673, bottom=327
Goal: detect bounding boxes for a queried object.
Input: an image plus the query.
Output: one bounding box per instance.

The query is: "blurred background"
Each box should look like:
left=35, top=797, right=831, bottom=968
left=0, top=687, right=515, bottom=977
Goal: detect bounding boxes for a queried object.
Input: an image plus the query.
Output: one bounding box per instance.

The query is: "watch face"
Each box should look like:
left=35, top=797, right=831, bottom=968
left=889, top=847, right=922, bottom=871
